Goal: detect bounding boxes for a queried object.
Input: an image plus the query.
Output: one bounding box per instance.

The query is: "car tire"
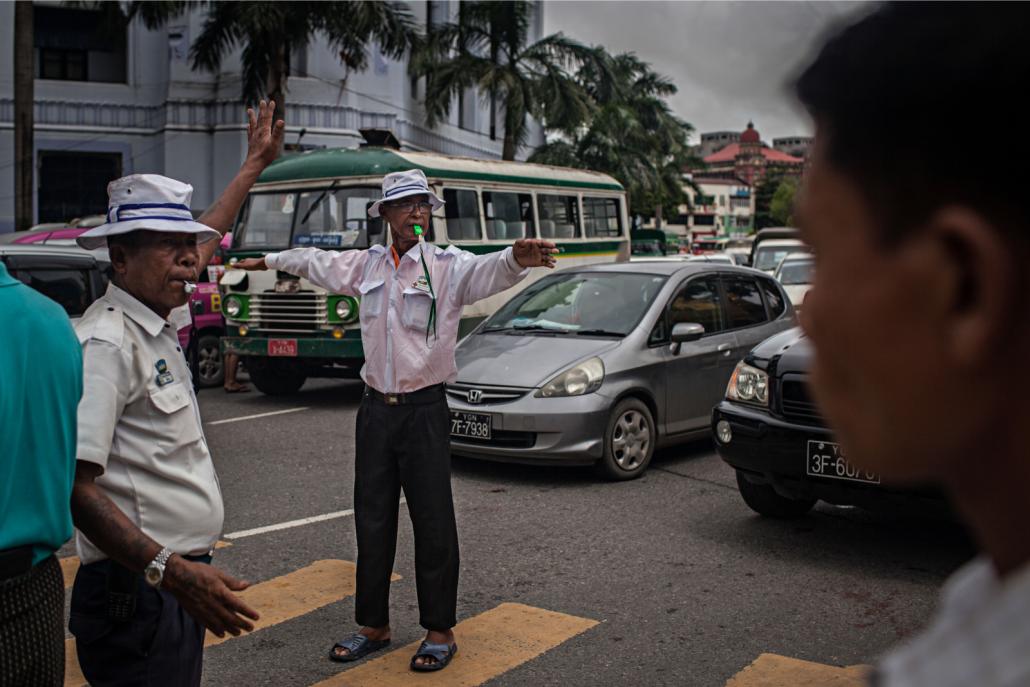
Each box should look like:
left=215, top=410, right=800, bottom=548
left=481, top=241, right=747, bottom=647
left=596, top=398, right=655, bottom=481
left=245, top=357, right=307, bottom=396
left=735, top=471, right=816, bottom=518
left=195, top=334, right=224, bottom=388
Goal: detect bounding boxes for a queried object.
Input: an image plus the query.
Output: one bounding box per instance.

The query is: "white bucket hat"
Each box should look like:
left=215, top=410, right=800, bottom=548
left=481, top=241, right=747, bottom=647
left=76, top=174, right=221, bottom=250
left=367, top=169, right=445, bottom=219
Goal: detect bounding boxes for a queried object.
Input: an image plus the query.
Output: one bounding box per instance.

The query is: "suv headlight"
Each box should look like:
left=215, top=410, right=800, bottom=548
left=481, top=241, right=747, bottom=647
left=726, top=360, right=769, bottom=407
left=535, top=357, right=604, bottom=398
left=224, top=295, right=242, bottom=318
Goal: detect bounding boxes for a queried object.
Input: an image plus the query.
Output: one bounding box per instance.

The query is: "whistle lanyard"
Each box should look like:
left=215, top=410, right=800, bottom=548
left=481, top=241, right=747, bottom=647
left=414, top=225, right=437, bottom=344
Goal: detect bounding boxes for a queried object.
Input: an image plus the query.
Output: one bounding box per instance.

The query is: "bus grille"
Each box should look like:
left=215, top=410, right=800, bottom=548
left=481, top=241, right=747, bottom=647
left=252, top=291, right=326, bottom=333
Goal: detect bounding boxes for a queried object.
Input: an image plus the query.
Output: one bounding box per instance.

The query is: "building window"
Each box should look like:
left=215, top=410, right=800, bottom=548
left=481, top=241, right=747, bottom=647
left=34, top=6, right=127, bottom=83
left=37, top=151, right=122, bottom=223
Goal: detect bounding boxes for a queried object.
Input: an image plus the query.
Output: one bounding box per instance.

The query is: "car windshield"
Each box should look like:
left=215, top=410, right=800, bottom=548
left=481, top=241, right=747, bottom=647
left=234, top=187, right=384, bottom=250
left=755, top=245, right=800, bottom=271
left=778, top=261, right=814, bottom=285
left=482, top=272, right=668, bottom=336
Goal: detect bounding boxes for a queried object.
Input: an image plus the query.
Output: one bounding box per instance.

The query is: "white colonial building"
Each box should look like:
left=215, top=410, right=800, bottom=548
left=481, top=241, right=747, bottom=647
left=0, top=1, right=544, bottom=233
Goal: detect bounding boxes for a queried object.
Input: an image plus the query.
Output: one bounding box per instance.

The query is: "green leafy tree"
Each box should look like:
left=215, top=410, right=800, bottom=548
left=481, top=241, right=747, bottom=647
left=753, top=171, right=785, bottom=230
left=769, top=176, right=799, bottom=226
left=530, top=51, right=698, bottom=225
left=409, top=1, right=597, bottom=160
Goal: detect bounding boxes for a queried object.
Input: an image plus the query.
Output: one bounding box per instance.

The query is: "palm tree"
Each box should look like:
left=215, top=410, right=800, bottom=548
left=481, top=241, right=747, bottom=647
left=530, top=51, right=698, bottom=226
left=189, top=2, right=417, bottom=125
left=410, top=1, right=599, bottom=161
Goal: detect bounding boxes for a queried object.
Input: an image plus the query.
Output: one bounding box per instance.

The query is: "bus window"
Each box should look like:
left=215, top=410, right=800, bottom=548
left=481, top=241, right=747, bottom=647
left=537, top=194, right=580, bottom=239
left=583, top=197, right=622, bottom=238
left=482, top=191, right=533, bottom=240
left=236, top=192, right=295, bottom=249
left=293, top=187, right=383, bottom=249
left=443, top=188, right=482, bottom=240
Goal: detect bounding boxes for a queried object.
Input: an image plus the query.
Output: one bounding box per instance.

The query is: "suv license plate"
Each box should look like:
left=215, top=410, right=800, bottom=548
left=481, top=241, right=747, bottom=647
left=806, top=440, right=880, bottom=484
left=268, top=339, right=298, bottom=357
left=450, top=411, right=491, bottom=440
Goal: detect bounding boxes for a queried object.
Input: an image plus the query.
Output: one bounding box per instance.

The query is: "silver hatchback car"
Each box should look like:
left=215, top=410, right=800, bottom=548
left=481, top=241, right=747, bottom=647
left=448, top=261, right=796, bottom=479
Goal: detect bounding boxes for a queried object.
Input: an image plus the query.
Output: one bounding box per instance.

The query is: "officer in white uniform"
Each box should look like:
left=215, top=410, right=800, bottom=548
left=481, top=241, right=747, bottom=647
left=68, top=102, right=283, bottom=687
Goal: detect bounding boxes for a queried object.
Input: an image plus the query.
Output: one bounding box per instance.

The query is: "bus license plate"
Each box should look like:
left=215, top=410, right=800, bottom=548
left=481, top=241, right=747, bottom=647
left=450, top=411, right=491, bottom=440
left=268, top=339, right=298, bottom=357
left=806, top=440, right=880, bottom=484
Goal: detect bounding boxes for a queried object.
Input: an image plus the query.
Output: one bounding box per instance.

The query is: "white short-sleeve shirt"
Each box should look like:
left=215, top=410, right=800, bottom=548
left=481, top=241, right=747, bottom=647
left=74, top=284, right=224, bottom=565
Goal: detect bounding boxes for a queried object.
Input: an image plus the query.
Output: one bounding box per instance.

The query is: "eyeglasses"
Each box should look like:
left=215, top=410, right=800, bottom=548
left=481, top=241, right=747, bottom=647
left=383, top=200, right=433, bottom=215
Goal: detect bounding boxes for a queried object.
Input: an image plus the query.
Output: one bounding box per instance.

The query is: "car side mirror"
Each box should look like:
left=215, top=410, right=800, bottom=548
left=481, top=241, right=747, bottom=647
left=670, top=322, right=704, bottom=355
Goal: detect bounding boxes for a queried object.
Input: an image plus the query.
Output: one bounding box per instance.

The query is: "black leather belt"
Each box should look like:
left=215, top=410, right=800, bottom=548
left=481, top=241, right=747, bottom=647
left=365, top=384, right=445, bottom=406
left=0, top=545, right=34, bottom=582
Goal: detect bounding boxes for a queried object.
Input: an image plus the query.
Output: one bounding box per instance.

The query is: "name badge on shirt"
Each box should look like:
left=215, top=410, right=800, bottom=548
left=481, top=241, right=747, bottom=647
left=412, top=275, right=431, bottom=294
left=155, top=359, right=175, bottom=387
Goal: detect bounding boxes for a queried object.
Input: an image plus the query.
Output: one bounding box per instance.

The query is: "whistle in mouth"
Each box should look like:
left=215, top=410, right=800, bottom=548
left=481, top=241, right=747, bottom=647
left=413, top=224, right=424, bottom=237
left=183, top=281, right=197, bottom=294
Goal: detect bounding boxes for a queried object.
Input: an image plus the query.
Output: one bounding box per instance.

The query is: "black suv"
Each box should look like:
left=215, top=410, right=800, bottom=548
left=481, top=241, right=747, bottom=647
left=711, top=327, right=946, bottom=517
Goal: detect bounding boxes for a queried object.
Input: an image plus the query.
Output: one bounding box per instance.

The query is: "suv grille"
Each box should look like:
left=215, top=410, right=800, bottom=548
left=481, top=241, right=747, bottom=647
left=779, top=376, right=824, bottom=426
left=252, top=291, right=326, bottom=333
left=445, top=382, right=531, bottom=405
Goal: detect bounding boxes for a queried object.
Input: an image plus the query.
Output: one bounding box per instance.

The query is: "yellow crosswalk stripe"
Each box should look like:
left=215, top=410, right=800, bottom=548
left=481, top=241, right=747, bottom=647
left=59, top=541, right=233, bottom=590
left=726, top=653, right=871, bottom=686
left=312, top=602, right=599, bottom=687
left=65, top=558, right=389, bottom=686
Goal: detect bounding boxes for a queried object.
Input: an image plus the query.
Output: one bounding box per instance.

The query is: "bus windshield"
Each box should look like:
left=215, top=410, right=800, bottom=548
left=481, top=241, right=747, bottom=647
left=234, top=186, right=384, bottom=251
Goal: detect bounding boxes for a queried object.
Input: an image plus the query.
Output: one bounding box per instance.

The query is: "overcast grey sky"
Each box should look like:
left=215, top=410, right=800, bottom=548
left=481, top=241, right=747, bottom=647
left=542, top=1, right=872, bottom=143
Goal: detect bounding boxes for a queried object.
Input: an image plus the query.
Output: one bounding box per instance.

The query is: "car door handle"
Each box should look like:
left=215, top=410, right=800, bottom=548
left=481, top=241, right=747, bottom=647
left=717, top=343, right=733, bottom=356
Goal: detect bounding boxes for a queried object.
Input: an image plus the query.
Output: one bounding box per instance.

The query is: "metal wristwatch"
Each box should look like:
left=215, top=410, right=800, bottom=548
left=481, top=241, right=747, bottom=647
left=144, top=547, right=174, bottom=588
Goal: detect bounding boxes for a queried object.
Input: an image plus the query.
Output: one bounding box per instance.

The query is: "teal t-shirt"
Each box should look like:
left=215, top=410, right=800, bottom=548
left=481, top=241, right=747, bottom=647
left=0, top=261, right=83, bottom=565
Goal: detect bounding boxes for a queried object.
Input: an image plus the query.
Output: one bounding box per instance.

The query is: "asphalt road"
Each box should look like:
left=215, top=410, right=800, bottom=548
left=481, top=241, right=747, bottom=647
left=64, top=377, right=974, bottom=686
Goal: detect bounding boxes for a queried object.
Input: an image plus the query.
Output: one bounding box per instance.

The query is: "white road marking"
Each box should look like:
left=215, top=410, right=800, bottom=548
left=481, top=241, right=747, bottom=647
left=206, top=407, right=310, bottom=426
left=223, top=499, right=407, bottom=540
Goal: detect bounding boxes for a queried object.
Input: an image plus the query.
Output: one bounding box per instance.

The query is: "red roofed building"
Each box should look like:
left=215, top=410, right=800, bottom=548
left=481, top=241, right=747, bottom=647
left=697, top=122, right=804, bottom=186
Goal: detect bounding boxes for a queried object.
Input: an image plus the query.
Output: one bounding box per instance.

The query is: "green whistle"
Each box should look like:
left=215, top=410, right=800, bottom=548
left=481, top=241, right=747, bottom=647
left=413, top=224, right=423, bottom=237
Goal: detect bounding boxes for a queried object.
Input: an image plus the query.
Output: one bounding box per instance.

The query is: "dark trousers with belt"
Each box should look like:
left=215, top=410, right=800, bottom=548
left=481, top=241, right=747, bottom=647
left=354, top=385, right=459, bottom=631
left=69, top=556, right=210, bottom=687
left=0, top=552, right=64, bottom=686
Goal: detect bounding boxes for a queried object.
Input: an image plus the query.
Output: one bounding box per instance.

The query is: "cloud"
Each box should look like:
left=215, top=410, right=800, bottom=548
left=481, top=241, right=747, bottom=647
left=543, top=0, right=872, bottom=142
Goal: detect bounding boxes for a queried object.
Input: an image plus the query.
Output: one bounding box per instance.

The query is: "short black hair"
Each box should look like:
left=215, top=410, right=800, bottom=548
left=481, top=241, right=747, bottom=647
left=795, top=3, right=1029, bottom=244
left=105, top=230, right=146, bottom=254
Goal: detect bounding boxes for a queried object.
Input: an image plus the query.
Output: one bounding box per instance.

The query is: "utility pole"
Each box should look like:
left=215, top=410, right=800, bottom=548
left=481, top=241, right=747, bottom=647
left=14, top=2, right=34, bottom=231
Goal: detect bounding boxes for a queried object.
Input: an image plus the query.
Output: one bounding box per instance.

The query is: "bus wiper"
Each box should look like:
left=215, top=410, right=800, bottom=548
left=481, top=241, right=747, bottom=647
left=574, top=328, right=625, bottom=337
left=298, top=179, right=339, bottom=227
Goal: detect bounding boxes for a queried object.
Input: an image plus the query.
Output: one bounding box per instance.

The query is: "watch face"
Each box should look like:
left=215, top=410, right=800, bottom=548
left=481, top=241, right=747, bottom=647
left=145, top=565, right=162, bottom=585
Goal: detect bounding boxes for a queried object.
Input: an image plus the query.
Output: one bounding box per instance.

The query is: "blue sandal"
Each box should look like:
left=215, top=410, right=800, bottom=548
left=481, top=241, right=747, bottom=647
left=329, top=633, right=391, bottom=663
left=410, top=640, right=458, bottom=672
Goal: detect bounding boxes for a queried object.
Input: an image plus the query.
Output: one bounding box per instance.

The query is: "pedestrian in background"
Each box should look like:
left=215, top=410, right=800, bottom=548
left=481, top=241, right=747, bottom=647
left=67, top=101, right=283, bottom=687
left=793, top=4, right=1030, bottom=685
left=235, top=169, right=557, bottom=672
left=0, top=256, right=83, bottom=686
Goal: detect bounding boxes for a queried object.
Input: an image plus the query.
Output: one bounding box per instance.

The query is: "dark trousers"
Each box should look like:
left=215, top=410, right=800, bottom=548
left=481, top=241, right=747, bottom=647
left=354, top=387, right=459, bottom=631
left=69, top=557, right=209, bottom=687
left=0, top=554, right=64, bottom=686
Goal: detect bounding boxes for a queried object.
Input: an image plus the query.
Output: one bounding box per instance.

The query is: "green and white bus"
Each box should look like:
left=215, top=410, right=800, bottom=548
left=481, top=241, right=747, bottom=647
left=220, top=146, right=629, bottom=394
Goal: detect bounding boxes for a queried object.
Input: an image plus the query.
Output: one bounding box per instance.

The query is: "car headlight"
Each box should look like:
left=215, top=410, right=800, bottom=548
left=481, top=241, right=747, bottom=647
left=224, top=295, right=242, bottom=318
left=535, top=357, right=604, bottom=398
left=726, top=360, right=769, bottom=407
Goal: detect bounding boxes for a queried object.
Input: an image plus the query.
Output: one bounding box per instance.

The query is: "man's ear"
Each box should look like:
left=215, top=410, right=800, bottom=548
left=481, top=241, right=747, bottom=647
left=107, top=243, right=130, bottom=277
left=923, top=206, right=1018, bottom=367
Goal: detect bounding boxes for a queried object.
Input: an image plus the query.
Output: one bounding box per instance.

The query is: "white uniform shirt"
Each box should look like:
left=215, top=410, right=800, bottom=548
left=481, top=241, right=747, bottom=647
left=875, top=556, right=1030, bottom=686
left=265, top=243, right=528, bottom=394
left=74, top=284, right=224, bottom=565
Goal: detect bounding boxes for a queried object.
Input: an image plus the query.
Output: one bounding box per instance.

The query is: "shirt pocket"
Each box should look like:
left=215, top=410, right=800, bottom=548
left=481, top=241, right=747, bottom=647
left=401, top=287, right=435, bottom=332
left=358, top=279, right=386, bottom=319
left=148, top=382, right=203, bottom=447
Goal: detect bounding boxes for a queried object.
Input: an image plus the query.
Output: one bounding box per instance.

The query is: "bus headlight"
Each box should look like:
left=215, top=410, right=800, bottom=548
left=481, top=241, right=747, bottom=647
left=335, top=299, right=352, bottom=320
left=224, top=295, right=242, bottom=318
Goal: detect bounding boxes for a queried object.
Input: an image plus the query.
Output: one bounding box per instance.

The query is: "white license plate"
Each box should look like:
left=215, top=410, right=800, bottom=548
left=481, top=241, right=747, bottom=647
left=806, top=440, right=880, bottom=484
left=450, top=411, right=491, bottom=440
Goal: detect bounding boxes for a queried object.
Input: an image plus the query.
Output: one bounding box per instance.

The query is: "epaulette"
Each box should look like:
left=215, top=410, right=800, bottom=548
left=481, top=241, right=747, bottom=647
left=75, top=301, right=125, bottom=347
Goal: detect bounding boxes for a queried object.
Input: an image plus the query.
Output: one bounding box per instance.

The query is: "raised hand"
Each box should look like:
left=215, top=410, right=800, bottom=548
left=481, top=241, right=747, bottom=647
left=245, top=100, right=286, bottom=170
left=513, top=239, right=559, bottom=269
left=233, top=257, right=268, bottom=271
